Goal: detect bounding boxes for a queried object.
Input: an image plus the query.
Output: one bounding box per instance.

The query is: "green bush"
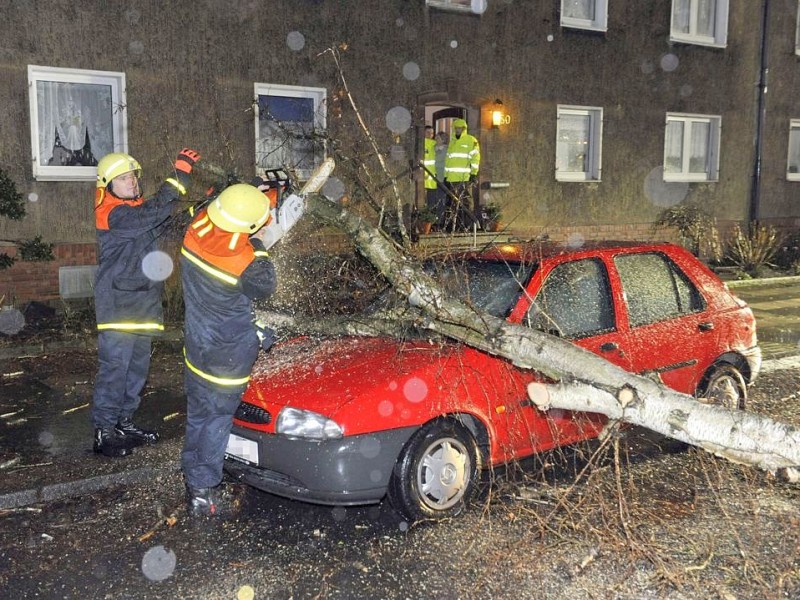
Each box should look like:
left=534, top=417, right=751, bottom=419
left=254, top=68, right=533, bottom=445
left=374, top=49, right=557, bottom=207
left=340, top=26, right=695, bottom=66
left=0, top=167, right=24, bottom=221
left=18, top=236, right=55, bottom=262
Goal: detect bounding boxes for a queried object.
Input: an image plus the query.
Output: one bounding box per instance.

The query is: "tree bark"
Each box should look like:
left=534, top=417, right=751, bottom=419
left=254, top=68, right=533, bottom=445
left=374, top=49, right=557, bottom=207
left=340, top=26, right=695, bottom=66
left=258, top=194, right=800, bottom=476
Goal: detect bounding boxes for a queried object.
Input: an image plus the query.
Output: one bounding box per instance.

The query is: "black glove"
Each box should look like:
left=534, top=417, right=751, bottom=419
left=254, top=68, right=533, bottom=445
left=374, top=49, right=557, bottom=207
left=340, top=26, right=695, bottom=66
left=254, top=320, right=276, bottom=352
left=469, top=174, right=477, bottom=183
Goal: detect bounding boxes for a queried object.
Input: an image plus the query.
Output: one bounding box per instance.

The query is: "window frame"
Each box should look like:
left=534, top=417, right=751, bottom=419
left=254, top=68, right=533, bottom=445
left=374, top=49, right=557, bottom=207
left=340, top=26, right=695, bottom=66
left=253, top=82, right=327, bottom=181
left=669, top=0, right=729, bottom=48
left=560, top=0, right=608, bottom=32
left=663, top=112, right=721, bottom=183
left=27, top=65, right=127, bottom=182
left=787, top=119, right=800, bottom=181
left=555, top=105, right=603, bottom=182
left=425, top=0, right=474, bottom=13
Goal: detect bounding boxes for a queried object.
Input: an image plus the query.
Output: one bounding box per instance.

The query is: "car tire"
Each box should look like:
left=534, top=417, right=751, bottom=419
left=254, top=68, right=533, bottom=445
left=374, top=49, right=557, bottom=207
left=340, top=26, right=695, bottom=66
left=387, top=419, right=481, bottom=522
left=698, top=362, right=747, bottom=410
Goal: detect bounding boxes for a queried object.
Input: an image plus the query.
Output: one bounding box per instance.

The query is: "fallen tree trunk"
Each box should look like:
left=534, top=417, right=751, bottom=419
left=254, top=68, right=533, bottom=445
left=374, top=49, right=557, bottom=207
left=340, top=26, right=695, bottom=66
left=260, top=194, right=800, bottom=475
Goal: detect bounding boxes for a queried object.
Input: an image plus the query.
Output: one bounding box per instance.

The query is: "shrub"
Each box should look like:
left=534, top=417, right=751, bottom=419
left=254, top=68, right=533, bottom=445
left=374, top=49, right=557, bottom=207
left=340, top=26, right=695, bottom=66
left=653, top=203, right=721, bottom=261
left=18, top=236, right=55, bottom=262
left=724, top=222, right=784, bottom=275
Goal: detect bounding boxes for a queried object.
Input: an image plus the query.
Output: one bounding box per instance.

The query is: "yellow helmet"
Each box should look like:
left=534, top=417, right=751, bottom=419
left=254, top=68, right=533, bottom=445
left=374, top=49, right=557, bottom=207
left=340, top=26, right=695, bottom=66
left=207, top=184, right=271, bottom=233
left=96, top=152, right=142, bottom=188
left=453, top=118, right=468, bottom=130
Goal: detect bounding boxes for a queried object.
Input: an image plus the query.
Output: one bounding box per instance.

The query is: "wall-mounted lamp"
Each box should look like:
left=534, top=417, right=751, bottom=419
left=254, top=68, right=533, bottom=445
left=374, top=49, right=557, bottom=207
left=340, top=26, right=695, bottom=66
left=491, top=99, right=510, bottom=127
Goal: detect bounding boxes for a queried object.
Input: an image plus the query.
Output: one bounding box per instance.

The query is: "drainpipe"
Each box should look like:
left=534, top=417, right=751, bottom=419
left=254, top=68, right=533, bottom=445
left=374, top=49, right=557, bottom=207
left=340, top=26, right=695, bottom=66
left=750, top=0, right=770, bottom=226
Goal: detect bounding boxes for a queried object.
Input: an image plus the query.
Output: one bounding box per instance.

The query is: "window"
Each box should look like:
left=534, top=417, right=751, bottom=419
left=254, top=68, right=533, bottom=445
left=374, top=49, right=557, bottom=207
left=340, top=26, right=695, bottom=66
left=788, top=120, right=800, bottom=180
left=796, top=2, right=800, bottom=55
left=670, top=0, right=729, bottom=47
left=561, top=0, right=608, bottom=32
left=28, top=65, right=127, bottom=182
left=556, top=105, right=603, bottom=182
left=614, top=253, right=704, bottom=328
left=426, top=0, right=476, bottom=13
left=526, top=258, right=614, bottom=339
left=663, top=113, right=721, bottom=182
left=254, top=83, right=326, bottom=181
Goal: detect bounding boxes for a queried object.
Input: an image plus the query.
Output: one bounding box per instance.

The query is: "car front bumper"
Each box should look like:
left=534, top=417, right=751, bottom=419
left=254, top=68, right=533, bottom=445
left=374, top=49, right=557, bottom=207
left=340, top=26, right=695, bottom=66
left=224, top=424, right=419, bottom=506
left=742, top=344, right=762, bottom=384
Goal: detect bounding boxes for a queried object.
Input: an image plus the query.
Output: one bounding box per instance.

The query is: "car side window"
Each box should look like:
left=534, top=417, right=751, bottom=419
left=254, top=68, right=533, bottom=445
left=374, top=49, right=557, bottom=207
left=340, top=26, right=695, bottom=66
left=526, top=258, right=615, bottom=339
left=614, top=252, right=705, bottom=328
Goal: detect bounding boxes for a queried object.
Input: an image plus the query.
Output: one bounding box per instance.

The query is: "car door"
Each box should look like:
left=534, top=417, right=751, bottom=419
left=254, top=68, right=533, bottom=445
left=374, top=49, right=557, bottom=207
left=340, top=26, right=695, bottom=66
left=612, top=251, right=714, bottom=394
left=502, top=256, right=632, bottom=457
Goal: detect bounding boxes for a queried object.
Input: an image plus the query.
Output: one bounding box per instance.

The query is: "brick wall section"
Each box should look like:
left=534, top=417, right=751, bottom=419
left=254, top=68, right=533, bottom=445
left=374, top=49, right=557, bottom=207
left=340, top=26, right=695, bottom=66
left=0, top=243, right=97, bottom=305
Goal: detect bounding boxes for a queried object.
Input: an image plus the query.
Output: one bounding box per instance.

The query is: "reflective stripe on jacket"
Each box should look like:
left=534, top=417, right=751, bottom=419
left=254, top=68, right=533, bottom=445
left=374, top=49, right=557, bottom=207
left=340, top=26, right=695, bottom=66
left=93, top=181, right=182, bottom=334
left=181, top=209, right=277, bottom=386
left=445, top=132, right=480, bottom=183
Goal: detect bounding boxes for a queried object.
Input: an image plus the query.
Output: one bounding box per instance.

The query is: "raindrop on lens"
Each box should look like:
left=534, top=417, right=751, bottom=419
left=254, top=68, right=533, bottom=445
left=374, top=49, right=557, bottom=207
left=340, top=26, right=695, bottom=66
left=471, top=0, right=487, bottom=14
left=360, top=436, right=381, bottom=459
left=28, top=193, right=38, bottom=202
left=644, top=167, right=689, bottom=207
left=331, top=506, right=346, bottom=522
left=640, top=60, right=655, bottom=75
left=322, top=177, right=346, bottom=202
left=286, top=31, right=305, bottom=51
left=679, top=84, right=693, bottom=97
left=141, top=250, right=173, bottom=282
left=547, top=34, right=554, bottom=42
left=396, top=17, right=404, bottom=27
left=388, top=381, right=398, bottom=391
left=398, top=521, right=409, bottom=532
left=385, top=106, right=412, bottom=135
left=38, top=431, right=54, bottom=447
left=565, top=233, right=585, bottom=249
left=370, top=469, right=382, bottom=483
left=378, top=399, right=394, bottom=417
left=403, top=377, right=428, bottom=403
left=402, top=62, right=421, bottom=81
left=128, top=40, right=144, bottom=55
left=450, top=40, right=459, bottom=49
left=141, top=545, right=176, bottom=582
left=660, top=53, right=679, bottom=72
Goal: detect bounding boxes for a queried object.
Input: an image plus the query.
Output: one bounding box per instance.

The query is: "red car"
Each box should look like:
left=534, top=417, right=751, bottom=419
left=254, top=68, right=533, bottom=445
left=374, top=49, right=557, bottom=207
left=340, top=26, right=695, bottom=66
left=224, top=242, right=761, bottom=520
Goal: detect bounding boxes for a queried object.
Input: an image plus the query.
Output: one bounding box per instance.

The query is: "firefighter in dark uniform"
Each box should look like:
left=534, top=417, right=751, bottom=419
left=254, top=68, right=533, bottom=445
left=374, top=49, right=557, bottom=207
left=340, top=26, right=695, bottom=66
left=92, top=148, right=200, bottom=457
left=180, top=183, right=277, bottom=516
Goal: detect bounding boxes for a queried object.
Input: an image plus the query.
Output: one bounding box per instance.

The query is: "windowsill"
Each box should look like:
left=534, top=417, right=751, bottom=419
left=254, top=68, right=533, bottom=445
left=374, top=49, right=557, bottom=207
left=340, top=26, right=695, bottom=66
left=556, top=174, right=601, bottom=183
left=668, top=34, right=726, bottom=49
left=560, top=21, right=607, bottom=33
left=663, top=175, right=717, bottom=183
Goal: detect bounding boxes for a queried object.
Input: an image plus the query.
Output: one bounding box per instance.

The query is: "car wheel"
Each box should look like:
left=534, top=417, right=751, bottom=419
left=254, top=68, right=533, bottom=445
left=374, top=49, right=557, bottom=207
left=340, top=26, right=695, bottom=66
left=699, top=362, right=747, bottom=410
left=388, top=419, right=481, bottom=522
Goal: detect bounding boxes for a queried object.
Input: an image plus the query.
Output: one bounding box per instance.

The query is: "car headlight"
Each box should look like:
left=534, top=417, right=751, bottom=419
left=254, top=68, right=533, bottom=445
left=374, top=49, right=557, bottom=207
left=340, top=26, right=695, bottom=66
left=275, top=407, right=344, bottom=440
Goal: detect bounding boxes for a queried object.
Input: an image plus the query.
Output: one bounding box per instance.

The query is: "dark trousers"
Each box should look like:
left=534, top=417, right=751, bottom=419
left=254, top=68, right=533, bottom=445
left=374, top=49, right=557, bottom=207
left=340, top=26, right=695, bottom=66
left=182, top=369, right=246, bottom=489
left=426, top=187, right=446, bottom=228
left=91, top=330, right=152, bottom=429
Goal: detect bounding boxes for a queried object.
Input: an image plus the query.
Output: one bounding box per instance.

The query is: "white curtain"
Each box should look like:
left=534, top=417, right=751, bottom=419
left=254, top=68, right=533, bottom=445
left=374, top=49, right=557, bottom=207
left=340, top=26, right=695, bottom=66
left=36, top=81, right=113, bottom=166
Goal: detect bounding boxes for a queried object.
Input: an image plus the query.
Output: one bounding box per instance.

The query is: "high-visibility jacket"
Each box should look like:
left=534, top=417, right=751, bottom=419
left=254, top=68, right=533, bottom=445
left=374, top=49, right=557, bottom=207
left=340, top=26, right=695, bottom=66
left=94, top=179, right=185, bottom=334
left=445, top=127, right=480, bottom=183
left=180, top=209, right=277, bottom=387
left=423, top=137, right=437, bottom=190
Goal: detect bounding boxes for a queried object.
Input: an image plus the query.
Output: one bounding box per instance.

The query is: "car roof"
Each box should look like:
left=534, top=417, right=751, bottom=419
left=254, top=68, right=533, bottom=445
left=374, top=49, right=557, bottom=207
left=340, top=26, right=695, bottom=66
left=457, top=240, right=677, bottom=263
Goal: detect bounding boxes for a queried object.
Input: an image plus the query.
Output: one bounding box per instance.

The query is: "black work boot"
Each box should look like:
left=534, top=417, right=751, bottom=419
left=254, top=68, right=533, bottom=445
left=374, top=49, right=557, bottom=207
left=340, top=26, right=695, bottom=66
left=93, top=427, right=137, bottom=458
left=114, top=418, right=160, bottom=445
left=186, top=486, right=217, bottom=517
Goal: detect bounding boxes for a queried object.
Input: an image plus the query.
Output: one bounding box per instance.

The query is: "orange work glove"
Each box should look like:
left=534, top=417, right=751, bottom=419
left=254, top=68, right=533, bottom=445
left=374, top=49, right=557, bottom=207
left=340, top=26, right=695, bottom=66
left=175, top=148, right=201, bottom=174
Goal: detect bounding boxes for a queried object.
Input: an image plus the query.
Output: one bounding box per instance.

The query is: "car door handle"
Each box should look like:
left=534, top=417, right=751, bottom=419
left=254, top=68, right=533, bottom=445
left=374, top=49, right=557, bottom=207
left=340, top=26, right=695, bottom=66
left=600, top=342, right=619, bottom=352
left=698, top=322, right=714, bottom=332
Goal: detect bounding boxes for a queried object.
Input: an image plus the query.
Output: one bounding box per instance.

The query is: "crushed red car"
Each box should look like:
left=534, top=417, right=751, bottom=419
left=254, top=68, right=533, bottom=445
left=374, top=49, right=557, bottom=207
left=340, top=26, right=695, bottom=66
left=224, top=241, right=761, bottom=520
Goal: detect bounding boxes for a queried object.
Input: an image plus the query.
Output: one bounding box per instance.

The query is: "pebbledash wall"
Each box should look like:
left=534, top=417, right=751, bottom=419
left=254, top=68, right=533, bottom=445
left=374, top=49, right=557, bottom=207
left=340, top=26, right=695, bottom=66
left=1, top=1, right=800, bottom=305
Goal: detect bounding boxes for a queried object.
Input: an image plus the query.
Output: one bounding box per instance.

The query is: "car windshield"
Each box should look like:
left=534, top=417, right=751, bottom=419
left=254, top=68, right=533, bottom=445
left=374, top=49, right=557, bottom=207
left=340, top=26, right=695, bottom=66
left=367, top=257, right=536, bottom=320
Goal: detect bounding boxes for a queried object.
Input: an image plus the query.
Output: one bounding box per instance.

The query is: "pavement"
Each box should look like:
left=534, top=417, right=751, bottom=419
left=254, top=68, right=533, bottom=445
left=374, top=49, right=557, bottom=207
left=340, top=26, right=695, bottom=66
left=1, top=276, right=799, bottom=512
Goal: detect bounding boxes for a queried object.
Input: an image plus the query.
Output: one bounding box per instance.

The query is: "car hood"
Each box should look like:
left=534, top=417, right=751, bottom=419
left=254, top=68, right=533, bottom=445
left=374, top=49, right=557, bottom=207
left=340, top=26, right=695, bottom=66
left=246, top=335, right=457, bottom=417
